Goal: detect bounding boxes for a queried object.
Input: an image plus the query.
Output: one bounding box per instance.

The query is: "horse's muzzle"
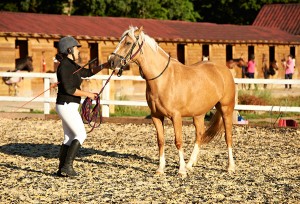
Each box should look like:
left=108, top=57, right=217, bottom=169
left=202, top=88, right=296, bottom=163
left=108, top=53, right=126, bottom=70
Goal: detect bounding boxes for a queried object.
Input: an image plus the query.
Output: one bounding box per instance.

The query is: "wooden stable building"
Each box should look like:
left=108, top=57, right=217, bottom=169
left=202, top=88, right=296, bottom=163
left=0, top=7, right=300, bottom=97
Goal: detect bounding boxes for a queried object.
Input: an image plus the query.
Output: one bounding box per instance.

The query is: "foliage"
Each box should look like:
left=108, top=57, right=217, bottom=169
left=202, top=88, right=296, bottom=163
left=111, top=105, right=150, bottom=117
left=238, top=90, right=268, bottom=105
left=1, top=0, right=298, bottom=24
left=0, top=0, right=66, bottom=14
left=238, top=90, right=300, bottom=107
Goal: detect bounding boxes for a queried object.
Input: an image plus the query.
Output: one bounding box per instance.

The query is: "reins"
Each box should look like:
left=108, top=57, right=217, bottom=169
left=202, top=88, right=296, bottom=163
left=80, top=70, right=115, bottom=133
left=139, top=54, right=171, bottom=81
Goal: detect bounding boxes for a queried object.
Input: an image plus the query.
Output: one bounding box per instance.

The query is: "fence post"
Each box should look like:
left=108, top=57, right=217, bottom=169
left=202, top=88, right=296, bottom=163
left=44, top=77, right=50, bottom=114
left=102, top=79, right=110, bottom=117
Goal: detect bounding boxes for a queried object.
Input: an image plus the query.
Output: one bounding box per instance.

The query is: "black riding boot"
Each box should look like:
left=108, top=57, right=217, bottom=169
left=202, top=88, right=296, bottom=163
left=61, top=139, right=81, bottom=177
left=57, top=144, right=69, bottom=176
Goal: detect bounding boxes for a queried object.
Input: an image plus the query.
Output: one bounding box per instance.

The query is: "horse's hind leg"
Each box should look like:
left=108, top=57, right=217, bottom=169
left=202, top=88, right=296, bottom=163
left=186, top=115, right=205, bottom=171
left=152, top=115, right=166, bottom=175
left=218, top=103, right=235, bottom=172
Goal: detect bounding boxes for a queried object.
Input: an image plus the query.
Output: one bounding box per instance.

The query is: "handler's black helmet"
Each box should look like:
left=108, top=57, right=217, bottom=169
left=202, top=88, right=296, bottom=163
left=58, top=36, right=81, bottom=54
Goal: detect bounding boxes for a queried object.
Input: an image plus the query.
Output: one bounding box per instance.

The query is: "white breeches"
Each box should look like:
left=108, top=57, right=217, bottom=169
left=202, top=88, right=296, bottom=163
left=56, top=102, right=87, bottom=145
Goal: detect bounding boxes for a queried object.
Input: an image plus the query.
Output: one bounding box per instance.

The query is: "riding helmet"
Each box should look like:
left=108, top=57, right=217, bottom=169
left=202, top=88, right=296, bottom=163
left=58, top=36, right=81, bottom=54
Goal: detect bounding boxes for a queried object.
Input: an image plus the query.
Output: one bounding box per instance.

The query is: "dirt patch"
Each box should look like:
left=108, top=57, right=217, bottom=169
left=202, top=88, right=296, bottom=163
left=0, top=118, right=299, bottom=203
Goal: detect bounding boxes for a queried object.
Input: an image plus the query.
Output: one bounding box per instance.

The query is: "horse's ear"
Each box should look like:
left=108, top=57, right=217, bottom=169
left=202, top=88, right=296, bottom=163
left=137, top=26, right=144, bottom=35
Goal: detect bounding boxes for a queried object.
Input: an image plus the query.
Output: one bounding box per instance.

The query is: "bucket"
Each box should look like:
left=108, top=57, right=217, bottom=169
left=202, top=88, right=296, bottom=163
left=278, top=119, right=286, bottom=127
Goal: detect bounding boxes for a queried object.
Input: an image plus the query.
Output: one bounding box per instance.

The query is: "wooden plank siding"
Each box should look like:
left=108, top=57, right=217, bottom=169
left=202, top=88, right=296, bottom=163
left=0, top=11, right=300, bottom=97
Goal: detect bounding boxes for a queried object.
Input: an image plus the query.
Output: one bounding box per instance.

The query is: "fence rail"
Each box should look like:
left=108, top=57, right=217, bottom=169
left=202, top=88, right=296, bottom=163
left=0, top=72, right=300, bottom=115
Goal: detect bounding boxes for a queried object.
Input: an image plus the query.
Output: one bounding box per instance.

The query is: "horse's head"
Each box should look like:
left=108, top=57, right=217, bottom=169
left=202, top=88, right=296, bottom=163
left=109, top=26, right=145, bottom=71
left=16, top=56, right=34, bottom=72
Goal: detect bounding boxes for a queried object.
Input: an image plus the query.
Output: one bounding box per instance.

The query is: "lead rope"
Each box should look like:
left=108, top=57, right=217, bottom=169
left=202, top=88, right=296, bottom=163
left=81, top=70, right=115, bottom=133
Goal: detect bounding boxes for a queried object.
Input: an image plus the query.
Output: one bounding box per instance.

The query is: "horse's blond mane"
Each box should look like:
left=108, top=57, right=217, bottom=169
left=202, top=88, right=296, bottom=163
left=123, top=26, right=167, bottom=55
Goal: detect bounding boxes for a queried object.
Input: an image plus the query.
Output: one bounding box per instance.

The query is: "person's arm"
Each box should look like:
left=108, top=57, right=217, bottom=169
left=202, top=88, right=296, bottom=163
left=73, top=89, right=98, bottom=100
left=90, top=62, right=110, bottom=74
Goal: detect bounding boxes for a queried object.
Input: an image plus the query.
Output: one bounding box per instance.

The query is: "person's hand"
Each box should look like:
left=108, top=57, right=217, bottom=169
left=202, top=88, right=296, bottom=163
left=87, top=92, right=98, bottom=100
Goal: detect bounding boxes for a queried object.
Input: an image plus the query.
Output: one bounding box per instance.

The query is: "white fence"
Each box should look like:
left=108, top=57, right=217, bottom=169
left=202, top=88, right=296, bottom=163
left=0, top=72, right=300, bottom=116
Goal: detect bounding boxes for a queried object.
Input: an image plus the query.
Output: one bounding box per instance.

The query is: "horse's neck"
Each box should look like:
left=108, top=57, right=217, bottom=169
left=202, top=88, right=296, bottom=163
left=139, top=46, right=171, bottom=81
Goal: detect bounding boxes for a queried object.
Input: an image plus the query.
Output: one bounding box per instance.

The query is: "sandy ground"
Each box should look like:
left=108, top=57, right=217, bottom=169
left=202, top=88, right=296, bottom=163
left=0, top=118, right=299, bottom=203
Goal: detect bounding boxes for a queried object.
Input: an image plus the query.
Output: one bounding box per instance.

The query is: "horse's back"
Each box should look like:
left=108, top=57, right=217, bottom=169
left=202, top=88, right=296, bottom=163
left=190, top=61, right=234, bottom=83
left=187, top=61, right=235, bottom=103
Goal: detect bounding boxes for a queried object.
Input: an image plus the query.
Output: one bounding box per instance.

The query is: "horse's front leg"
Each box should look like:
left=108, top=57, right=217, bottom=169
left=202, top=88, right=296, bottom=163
left=172, top=113, right=186, bottom=177
left=152, top=115, right=165, bottom=175
left=187, top=115, right=205, bottom=171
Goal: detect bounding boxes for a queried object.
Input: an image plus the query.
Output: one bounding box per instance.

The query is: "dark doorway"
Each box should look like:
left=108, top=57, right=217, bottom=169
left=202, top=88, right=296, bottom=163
left=226, top=45, right=233, bottom=61
left=248, top=45, right=254, bottom=60
left=89, top=43, right=99, bottom=69
left=202, top=44, right=209, bottom=60
left=269, top=46, right=275, bottom=62
left=290, top=47, right=295, bottom=58
left=177, top=44, right=185, bottom=64
left=16, top=40, right=28, bottom=58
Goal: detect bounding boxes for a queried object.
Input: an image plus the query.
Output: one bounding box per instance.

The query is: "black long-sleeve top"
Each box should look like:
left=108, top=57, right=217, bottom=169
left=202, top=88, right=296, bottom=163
left=56, top=57, right=94, bottom=104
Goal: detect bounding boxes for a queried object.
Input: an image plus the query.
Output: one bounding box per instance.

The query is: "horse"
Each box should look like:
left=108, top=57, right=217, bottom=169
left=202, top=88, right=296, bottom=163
left=2, top=56, right=33, bottom=96
left=226, top=58, right=247, bottom=89
left=109, top=26, right=236, bottom=177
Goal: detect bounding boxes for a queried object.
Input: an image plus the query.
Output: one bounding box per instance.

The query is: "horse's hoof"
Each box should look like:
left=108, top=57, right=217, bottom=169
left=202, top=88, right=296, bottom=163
left=227, top=166, right=235, bottom=173
left=155, top=169, right=164, bottom=176
left=178, top=171, right=187, bottom=178
left=186, top=164, right=194, bottom=172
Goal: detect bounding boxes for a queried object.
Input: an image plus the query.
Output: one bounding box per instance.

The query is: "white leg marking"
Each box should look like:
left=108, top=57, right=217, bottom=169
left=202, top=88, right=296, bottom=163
left=187, top=143, right=199, bottom=170
left=156, top=153, right=165, bottom=174
left=228, top=147, right=235, bottom=172
left=178, top=150, right=187, bottom=177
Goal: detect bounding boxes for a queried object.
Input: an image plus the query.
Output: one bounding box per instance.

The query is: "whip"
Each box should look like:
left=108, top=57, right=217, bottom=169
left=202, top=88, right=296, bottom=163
left=15, top=58, right=99, bottom=112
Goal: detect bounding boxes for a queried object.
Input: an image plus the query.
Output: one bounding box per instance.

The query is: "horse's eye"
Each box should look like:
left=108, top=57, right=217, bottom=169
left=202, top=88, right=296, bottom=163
left=125, top=41, right=131, bottom=46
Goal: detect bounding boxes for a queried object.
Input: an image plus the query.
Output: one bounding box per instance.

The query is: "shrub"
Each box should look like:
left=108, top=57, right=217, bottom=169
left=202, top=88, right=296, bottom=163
left=238, top=94, right=267, bottom=105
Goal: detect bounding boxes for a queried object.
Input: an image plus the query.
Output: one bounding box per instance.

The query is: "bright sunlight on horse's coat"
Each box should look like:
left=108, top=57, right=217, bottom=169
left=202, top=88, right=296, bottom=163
left=109, top=26, right=236, bottom=177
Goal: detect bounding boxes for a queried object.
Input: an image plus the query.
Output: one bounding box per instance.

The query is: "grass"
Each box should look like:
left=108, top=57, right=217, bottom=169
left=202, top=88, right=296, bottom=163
left=25, top=91, right=300, bottom=121
left=110, top=106, right=150, bottom=117
left=238, top=90, right=300, bottom=120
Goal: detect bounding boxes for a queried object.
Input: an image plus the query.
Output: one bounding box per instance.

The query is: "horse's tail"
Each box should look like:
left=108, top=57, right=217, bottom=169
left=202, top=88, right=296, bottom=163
left=201, top=110, right=224, bottom=144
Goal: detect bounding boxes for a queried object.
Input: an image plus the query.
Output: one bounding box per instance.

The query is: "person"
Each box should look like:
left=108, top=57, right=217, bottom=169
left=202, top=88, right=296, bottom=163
left=239, top=57, right=247, bottom=89
left=55, top=36, right=109, bottom=177
left=262, top=54, right=268, bottom=89
left=285, top=55, right=295, bottom=89
left=247, top=54, right=256, bottom=89
left=263, top=59, right=279, bottom=89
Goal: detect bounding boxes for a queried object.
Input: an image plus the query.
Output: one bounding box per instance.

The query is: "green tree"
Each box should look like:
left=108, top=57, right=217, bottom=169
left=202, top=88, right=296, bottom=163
left=72, top=0, right=106, bottom=16
left=192, top=0, right=300, bottom=25
left=1, top=0, right=299, bottom=24
left=72, top=0, right=199, bottom=21
left=162, top=0, right=201, bottom=21
left=0, top=0, right=66, bottom=14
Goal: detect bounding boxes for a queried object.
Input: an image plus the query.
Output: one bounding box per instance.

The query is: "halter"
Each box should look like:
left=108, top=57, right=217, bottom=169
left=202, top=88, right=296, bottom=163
left=111, top=32, right=171, bottom=80
left=110, top=34, right=144, bottom=76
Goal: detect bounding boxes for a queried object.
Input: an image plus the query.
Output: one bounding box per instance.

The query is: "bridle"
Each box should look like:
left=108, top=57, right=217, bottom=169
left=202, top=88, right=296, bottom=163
left=110, top=34, right=144, bottom=76
left=111, top=33, right=171, bottom=81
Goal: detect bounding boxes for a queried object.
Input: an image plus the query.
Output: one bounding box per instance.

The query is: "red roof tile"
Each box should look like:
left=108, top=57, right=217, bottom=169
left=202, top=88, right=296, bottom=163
left=0, top=11, right=300, bottom=44
left=253, top=3, right=300, bottom=35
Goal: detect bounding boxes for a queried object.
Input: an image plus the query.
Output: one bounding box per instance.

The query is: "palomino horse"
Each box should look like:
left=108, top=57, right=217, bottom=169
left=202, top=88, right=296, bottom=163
left=2, top=56, right=33, bottom=95
left=109, top=26, right=235, bottom=176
